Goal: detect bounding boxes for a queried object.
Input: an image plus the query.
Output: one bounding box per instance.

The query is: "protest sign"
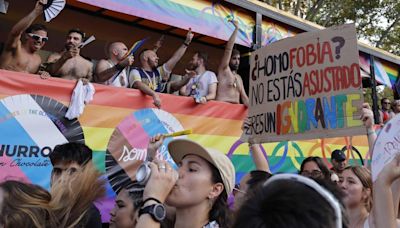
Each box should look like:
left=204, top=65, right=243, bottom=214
left=244, top=24, right=365, bottom=143
left=372, top=114, right=400, bottom=181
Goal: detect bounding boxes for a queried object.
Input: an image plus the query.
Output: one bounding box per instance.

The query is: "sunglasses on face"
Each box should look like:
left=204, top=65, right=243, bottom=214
left=27, top=33, right=48, bottom=42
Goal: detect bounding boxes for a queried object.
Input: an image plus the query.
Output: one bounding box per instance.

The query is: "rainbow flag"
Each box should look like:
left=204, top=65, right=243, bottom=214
left=126, top=37, right=148, bottom=57
left=0, top=70, right=369, bottom=222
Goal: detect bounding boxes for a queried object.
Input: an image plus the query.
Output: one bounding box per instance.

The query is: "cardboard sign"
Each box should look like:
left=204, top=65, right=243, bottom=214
left=372, top=114, right=400, bottom=181
left=244, top=24, right=365, bottom=143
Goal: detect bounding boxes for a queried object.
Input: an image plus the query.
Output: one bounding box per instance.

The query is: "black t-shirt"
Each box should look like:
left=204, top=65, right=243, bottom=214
left=82, top=204, right=102, bottom=228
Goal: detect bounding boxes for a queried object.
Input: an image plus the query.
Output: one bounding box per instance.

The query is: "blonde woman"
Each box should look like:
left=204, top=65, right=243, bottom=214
left=0, top=180, right=58, bottom=228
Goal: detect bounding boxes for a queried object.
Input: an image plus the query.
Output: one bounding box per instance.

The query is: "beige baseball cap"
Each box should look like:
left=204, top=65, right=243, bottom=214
left=168, top=139, right=235, bottom=195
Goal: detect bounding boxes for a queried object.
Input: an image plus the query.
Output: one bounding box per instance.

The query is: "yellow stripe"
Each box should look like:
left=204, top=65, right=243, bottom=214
left=83, top=127, right=115, bottom=151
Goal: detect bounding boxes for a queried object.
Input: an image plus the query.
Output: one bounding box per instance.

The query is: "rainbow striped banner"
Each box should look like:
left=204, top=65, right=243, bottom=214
left=78, top=0, right=255, bottom=47
left=0, top=70, right=369, bottom=221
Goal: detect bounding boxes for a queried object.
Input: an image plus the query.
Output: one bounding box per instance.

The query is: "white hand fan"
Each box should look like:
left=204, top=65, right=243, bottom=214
left=78, top=35, right=96, bottom=49
left=0, top=0, right=9, bottom=14
left=42, top=0, right=65, bottom=22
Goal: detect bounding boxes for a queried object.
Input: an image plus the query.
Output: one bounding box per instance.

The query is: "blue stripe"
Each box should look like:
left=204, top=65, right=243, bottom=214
left=133, top=109, right=176, bottom=167
left=0, top=102, right=52, bottom=190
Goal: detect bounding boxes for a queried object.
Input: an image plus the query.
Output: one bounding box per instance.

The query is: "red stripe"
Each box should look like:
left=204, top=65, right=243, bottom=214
left=0, top=70, right=247, bottom=120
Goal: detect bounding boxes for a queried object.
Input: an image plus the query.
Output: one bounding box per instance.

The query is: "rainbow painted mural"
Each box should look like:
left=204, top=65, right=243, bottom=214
left=0, top=70, right=369, bottom=222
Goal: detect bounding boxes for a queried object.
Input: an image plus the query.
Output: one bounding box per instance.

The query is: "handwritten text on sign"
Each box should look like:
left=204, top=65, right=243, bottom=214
left=245, top=24, right=365, bottom=142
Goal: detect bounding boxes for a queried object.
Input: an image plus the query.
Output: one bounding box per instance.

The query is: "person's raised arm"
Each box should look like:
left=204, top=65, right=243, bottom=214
left=360, top=103, right=376, bottom=168
left=373, top=154, right=400, bottom=228
left=94, top=56, right=134, bottom=83
left=218, top=20, right=239, bottom=73
left=5, top=0, right=46, bottom=50
left=152, top=35, right=165, bottom=53
left=136, top=160, right=176, bottom=228
left=136, top=136, right=176, bottom=228
left=250, top=144, right=270, bottom=173
left=242, top=118, right=270, bottom=172
left=163, top=29, right=194, bottom=76
left=147, top=134, right=165, bottom=161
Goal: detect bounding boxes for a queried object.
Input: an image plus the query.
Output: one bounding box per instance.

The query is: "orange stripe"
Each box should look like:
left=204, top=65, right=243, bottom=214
left=78, top=105, right=134, bottom=128
left=175, top=114, right=243, bottom=136
left=79, top=106, right=243, bottom=136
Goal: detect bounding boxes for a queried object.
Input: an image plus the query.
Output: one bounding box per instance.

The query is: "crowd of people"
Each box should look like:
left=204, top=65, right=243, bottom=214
left=2, top=103, right=400, bottom=228
left=2, top=1, right=400, bottom=228
left=0, top=0, right=249, bottom=109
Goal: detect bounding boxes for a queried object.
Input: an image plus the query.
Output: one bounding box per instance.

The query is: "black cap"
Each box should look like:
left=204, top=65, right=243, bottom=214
left=331, top=149, right=346, bottom=162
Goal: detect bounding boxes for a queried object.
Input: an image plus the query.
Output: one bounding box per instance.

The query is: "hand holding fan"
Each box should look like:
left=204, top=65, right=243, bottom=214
left=42, top=0, right=65, bottom=22
left=78, top=35, right=96, bottom=49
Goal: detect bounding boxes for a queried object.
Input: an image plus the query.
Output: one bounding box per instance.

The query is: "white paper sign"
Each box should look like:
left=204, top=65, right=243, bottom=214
left=371, top=114, right=400, bottom=181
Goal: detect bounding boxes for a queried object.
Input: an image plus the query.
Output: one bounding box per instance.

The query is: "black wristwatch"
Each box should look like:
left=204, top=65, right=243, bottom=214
left=138, top=203, right=166, bottom=222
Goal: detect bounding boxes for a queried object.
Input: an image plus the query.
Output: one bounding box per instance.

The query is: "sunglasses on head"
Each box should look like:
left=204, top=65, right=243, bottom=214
left=27, top=33, right=48, bottom=42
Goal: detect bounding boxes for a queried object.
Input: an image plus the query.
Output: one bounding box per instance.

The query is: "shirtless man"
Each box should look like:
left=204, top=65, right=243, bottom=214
left=47, top=28, right=93, bottom=81
left=94, top=42, right=134, bottom=87
left=216, top=21, right=249, bottom=107
left=0, top=0, right=48, bottom=74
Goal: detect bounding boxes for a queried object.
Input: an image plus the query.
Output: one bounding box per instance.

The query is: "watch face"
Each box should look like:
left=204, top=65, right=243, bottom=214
left=154, top=204, right=166, bottom=220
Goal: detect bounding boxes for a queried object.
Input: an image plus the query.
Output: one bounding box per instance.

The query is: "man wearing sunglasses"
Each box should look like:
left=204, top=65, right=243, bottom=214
left=0, top=0, right=48, bottom=74
left=46, top=28, right=93, bottom=82
left=378, top=97, right=395, bottom=124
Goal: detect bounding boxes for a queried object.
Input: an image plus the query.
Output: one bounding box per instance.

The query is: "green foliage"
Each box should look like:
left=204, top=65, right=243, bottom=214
left=258, top=0, right=400, bottom=55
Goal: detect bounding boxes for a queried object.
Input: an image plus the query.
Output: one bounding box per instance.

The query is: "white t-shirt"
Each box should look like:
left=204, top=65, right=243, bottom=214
left=104, top=61, right=129, bottom=88
left=185, top=70, right=218, bottom=97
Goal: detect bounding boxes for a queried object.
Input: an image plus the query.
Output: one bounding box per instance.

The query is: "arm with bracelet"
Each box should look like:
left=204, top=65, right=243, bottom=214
left=360, top=103, right=376, bottom=168
left=136, top=159, right=176, bottom=228
left=94, top=58, right=131, bottom=83
left=163, top=28, right=194, bottom=77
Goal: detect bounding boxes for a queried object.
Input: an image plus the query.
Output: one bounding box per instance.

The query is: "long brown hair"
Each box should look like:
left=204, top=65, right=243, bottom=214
left=50, top=162, right=106, bottom=227
left=344, top=166, right=372, bottom=211
left=0, top=180, right=58, bottom=228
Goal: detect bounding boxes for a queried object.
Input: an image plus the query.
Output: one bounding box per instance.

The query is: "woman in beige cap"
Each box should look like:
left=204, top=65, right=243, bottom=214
left=135, top=136, right=235, bottom=228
